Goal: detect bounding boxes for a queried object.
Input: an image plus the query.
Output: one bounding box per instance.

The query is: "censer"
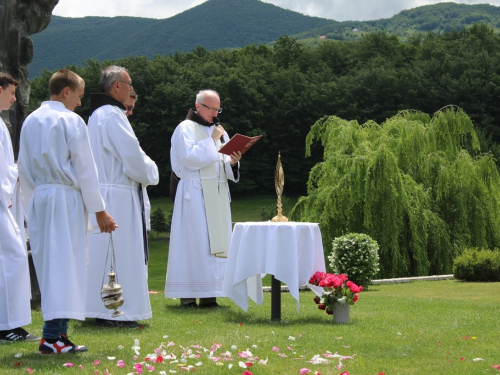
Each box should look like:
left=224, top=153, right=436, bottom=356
left=101, top=233, right=124, bottom=317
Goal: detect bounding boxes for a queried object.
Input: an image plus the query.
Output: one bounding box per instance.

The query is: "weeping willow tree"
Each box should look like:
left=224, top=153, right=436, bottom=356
left=290, top=107, right=500, bottom=278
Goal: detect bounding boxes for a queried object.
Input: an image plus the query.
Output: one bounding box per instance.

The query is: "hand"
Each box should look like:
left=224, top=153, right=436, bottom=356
left=8, top=198, right=12, bottom=208
left=211, top=125, right=225, bottom=142
left=230, top=151, right=242, bottom=166
left=95, top=211, right=118, bottom=233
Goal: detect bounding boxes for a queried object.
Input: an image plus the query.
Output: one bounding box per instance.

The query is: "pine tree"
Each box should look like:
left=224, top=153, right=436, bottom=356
left=291, top=108, right=500, bottom=278
left=150, top=207, right=168, bottom=239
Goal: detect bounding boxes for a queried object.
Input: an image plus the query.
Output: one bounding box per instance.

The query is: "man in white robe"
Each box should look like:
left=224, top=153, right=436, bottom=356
left=165, top=90, right=241, bottom=308
left=85, top=66, right=159, bottom=328
left=0, top=73, right=38, bottom=343
left=18, top=69, right=116, bottom=354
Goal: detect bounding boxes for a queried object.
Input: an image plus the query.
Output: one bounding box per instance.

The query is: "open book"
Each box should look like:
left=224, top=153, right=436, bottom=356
left=218, top=133, right=263, bottom=155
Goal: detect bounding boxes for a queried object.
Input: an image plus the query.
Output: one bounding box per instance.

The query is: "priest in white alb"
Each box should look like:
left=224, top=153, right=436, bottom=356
left=85, top=66, right=159, bottom=328
left=165, top=89, right=241, bottom=308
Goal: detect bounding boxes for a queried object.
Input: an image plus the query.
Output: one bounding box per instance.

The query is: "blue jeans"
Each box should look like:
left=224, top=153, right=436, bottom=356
left=42, top=319, right=69, bottom=340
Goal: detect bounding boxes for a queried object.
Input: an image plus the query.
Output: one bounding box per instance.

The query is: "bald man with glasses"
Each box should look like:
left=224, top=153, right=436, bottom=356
left=165, top=89, right=242, bottom=308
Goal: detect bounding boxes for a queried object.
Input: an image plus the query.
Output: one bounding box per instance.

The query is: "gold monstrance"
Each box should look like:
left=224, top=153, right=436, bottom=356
left=271, top=152, right=288, bottom=222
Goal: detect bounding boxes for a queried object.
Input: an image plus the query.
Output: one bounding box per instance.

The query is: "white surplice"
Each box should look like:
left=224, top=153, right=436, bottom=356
left=18, top=101, right=105, bottom=321
left=0, top=117, right=31, bottom=330
left=164, top=120, right=239, bottom=298
left=86, top=103, right=158, bottom=321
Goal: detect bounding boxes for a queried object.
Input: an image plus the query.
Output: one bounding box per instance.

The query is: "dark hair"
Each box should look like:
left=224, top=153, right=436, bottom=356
left=0, top=73, right=19, bottom=89
left=49, top=69, right=83, bottom=96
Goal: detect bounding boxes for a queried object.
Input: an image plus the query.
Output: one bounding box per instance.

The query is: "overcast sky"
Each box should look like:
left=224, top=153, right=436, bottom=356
left=53, top=0, right=500, bottom=21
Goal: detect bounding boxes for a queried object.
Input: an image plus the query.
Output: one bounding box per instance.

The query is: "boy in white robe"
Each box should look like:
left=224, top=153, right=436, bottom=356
left=165, top=90, right=241, bottom=308
left=18, top=69, right=117, bottom=354
left=85, top=66, right=158, bottom=328
left=0, top=73, right=38, bottom=343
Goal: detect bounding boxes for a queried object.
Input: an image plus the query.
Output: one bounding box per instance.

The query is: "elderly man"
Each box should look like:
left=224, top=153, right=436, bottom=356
left=0, top=73, right=38, bottom=343
left=165, top=89, right=241, bottom=308
left=85, top=66, right=159, bottom=328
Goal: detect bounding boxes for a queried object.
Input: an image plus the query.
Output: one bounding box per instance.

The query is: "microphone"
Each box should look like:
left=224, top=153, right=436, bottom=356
left=213, top=117, right=225, bottom=144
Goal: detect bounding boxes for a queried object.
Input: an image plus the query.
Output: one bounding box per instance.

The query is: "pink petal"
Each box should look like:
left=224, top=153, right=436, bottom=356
left=26, top=370, right=34, bottom=374
left=272, top=347, right=280, bottom=352
left=63, top=363, right=74, bottom=367
left=93, top=360, right=100, bottom=365
left=238, top=352, right=248, bottom=358
left=300, top=369, right=311, bottom=374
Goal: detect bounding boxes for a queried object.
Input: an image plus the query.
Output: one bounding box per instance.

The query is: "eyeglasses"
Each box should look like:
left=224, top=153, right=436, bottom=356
left=199, top=103, right=222, bottom=114
left=117, top=80, right=133, bottom=87
left=126, top=106, right=134, bottom=111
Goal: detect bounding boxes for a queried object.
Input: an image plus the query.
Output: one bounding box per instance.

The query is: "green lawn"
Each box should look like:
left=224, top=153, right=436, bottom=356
left=1, top=281, right=499, bottom=374
left=4, top=196, right=499, bottom=374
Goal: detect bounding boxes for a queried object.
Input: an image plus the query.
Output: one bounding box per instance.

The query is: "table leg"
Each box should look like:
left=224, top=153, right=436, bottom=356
left=271, top=275, right=281, bottom=321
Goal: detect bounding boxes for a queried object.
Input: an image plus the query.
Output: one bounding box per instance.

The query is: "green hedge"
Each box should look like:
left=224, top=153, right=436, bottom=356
left=452, top=248, right=500, bottom=282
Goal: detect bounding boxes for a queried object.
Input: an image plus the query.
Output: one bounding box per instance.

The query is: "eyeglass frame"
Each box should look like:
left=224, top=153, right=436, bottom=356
left=117, top=80, right=133, bottom=87
left=199, top=102, right=223, bottom=114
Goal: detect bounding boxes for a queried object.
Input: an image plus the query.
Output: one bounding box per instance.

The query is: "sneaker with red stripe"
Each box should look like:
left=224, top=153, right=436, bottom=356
left=39, top=334, right=88, bottom=354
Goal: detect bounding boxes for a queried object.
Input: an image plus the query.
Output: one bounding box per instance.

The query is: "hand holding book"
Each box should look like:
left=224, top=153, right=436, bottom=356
left=218, top=133, right=263, bottom=155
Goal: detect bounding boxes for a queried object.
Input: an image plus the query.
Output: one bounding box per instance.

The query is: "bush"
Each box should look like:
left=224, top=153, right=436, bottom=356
left=328, top=233, right=380, bottom=288
left=452, top=248, right=500, bottom=282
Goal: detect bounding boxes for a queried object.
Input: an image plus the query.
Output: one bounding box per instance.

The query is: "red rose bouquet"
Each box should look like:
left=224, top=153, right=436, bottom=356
left=309, top=271, right=363, bottom=315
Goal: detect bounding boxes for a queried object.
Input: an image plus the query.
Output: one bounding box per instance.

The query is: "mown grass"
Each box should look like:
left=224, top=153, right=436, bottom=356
left=2, top=196, right=499, bottom=374
left=1, top=281, right=499, bottom=374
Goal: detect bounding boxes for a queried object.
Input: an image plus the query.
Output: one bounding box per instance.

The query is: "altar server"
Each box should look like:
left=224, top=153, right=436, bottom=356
left=18, top=69, right=116, bottom=353
left=165, top=89, right=241, bottom=308
left=0, top=73, right=38, bottom=343
left=85, top=66, right=158, bottom=328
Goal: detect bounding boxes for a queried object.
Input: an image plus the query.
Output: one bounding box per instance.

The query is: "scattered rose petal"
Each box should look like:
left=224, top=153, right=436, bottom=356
left=107, top=357, right=116, bottom=360
left=26, top=369, right=34, bottom=374
left=272, top=347, right=280, bottom=352
left=228, top=364, right=233, bottom=369
left=473, top=358, right=484, bottom=362
left=252, top=345, right=258, bottom=349
left=239, top=361, right=248, bottom=368
left=93, top=360, right=100, bottom=365
left=245, top=362, right=253, bottom=367
left=300, top=368, right=311, bottom=374
left=239, top=323, right=244, bottom=326
left=289, top=336, right=296, bottom=341
left=117, top=360, right=125, bottom=368
left=195, top=362, right=203, bottom=366
left=460, top=357, right=465, bottom=361
left=14, top=362, right=21, bottom=368
left=79, top=365, right=83, bottom=369
left=63, top=363, right=74, bottom=367
left=118, top=345, right=124, bottom=350
left=259, top=357, right=268, bottom=365
left=278, top=353, right=287, bottom=358
left=15, top=353, right=22, bottom=358
left=243, top=371, right=253, bottom=375
left=238, top=352, right=248, bottom=358
left=231, top=345, right=238, bottom=351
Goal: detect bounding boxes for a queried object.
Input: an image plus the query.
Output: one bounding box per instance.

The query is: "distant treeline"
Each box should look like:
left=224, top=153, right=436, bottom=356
left=28, top=24, right=500, bottom=198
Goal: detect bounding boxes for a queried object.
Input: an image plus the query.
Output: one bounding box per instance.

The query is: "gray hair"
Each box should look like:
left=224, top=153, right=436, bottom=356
left=100, top=65, right=128, bottom=93
left=195, top=89, right=219, bottom=105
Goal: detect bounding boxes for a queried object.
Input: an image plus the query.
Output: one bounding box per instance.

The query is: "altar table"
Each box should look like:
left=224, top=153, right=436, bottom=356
left=223, top=221, right=326, bottom=320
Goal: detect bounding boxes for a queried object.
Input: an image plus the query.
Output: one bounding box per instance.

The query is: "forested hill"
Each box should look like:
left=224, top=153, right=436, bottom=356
left=297, top=2, right=500, bottom=42
left=29, top=1, right=500, bottom=77
left=29, top=0, right=332, bottom=76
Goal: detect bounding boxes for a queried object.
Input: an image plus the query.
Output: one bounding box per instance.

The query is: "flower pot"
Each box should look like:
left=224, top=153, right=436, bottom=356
left=332, top=302, right=350, bottom=324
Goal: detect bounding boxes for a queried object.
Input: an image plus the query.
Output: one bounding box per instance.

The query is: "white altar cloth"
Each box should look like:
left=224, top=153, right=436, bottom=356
left=223, top=221, right=326, bottom=312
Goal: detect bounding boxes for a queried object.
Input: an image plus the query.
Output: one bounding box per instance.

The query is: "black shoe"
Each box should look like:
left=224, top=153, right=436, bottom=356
left=39, top=334, right=88, bottom=354
left=95, top=318, right=138, bottom=328
left=0, top=327, right=40, bottom=343
left=199, top=302, right=220, bottom=308
left=180, top=302, right=198, bottom=308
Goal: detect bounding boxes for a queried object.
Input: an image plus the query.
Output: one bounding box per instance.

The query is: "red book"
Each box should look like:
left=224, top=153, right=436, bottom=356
left=218, top=133, right=263, bottom=155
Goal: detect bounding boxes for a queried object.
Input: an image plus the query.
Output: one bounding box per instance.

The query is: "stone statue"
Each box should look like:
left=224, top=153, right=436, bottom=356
left=0, top=0, right=58, bottom=155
